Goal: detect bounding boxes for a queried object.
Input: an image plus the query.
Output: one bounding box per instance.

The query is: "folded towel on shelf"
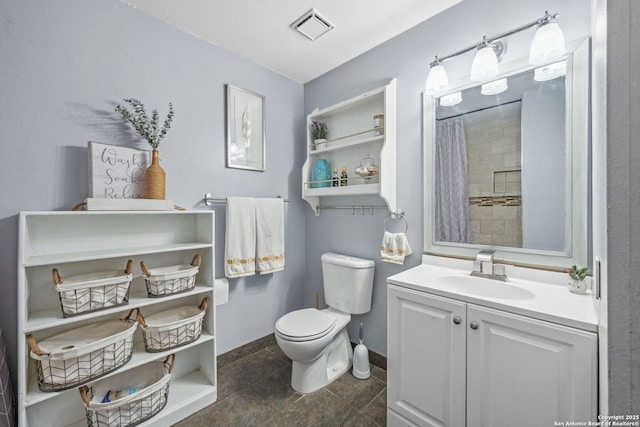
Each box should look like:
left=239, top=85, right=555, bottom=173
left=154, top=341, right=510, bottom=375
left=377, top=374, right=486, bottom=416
left=224, top=197, right=257, bottom=278
left=256, top=198, right=285, bottom=274
left=380, top=231, right=412, bottom=264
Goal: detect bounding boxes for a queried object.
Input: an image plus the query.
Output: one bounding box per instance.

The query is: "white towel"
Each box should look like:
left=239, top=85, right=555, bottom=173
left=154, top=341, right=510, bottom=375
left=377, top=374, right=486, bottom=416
left=380, top=231, right=412, bottom=264
left=256, top=198, right=285, bottom=274
left=225, top=197, right=256, bottom=278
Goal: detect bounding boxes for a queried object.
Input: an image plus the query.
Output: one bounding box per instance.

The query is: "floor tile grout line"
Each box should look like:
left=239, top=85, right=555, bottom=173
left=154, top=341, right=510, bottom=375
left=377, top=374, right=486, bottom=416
left=184, top=338, right=387, bottom=427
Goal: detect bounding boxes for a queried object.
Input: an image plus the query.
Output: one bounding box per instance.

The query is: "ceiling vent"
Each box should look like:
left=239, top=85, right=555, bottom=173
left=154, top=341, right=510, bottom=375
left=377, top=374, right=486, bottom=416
left=291, top=9, right=334, bottom=41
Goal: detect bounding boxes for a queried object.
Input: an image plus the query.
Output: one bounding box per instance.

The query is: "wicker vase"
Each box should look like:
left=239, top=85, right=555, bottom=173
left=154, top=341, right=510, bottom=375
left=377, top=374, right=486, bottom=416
left=144, top=150, right=166, bottom=200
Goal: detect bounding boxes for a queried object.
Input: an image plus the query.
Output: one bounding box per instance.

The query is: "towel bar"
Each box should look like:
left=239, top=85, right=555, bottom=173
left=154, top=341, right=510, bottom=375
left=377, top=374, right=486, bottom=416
left=314, top=205, right=403, bottom=217
left=204, top=193, right=290, bottom=206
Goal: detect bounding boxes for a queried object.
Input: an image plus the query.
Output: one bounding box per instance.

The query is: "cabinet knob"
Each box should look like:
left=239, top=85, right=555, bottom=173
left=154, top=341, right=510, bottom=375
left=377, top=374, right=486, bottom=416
left=469, top=321, right=479, bottom=330
left=453, top=316, right=462, bottom=325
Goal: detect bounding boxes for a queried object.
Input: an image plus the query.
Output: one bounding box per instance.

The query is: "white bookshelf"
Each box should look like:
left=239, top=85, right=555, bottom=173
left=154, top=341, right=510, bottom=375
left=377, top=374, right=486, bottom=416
left=17, top=211, right=217, bottom=427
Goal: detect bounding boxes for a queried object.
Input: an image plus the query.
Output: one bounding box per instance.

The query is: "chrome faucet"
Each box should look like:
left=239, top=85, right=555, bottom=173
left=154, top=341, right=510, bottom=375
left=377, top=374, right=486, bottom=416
left=471, top=250, right=508, bottom=281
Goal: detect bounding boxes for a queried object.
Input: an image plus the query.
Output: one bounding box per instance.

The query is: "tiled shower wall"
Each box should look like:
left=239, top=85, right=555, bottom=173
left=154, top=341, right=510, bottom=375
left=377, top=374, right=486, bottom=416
left=465, top=116, right=522, bottom=247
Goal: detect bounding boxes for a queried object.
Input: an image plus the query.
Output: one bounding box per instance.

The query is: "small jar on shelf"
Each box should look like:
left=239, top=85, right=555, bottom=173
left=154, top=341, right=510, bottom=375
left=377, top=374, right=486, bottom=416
left=340, top=167, right=348, bottom=187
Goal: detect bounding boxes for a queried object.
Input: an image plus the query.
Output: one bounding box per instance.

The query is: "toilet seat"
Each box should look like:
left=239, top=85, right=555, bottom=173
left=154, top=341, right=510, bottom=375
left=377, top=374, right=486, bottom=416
left=276, top=308, right=336, bottom=342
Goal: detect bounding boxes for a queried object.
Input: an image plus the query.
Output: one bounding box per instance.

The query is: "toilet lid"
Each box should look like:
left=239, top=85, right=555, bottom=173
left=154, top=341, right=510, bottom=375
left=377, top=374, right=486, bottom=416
left=276, top=308, right=335, bottom=340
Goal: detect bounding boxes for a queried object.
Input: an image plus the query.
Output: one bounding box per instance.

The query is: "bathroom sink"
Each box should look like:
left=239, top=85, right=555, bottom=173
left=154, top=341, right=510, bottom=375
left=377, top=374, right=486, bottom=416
left=434, top=275, right=535, bottom=300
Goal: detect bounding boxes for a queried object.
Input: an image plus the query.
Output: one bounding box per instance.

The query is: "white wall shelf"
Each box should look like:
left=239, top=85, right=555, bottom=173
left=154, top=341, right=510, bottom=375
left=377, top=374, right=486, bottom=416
left=308, top=135, right=384, bottom=155
left=17, top=211, right=217, bottom=427
left=302, top=79, right=397, bottom=215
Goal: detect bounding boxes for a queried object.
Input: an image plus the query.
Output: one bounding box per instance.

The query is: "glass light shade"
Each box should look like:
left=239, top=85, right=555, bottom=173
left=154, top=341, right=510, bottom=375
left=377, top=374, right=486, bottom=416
left=470, top=45, right=499, bottom=82
left=529, top=21, right=566, bottom=65
left=481, top=78, right=508, bottom=95
left=440, top=91, right=462, bottom=106
left=426, top=63, right=449, bottom=94
left=534, top=60, right=567, bottom=81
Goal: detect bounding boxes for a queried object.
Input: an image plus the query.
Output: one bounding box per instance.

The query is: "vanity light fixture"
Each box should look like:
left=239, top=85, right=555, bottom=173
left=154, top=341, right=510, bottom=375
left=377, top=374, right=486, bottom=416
left=426, top=58, right=449, bottom=94
left=481, top=78, right=508, bottom=95
left=439, top=91, right=462, bottom=106
left=529, top=12, right=566, bottom=65
left=470, top=38, right=500, bottom=82
left=425, top=10, right=566, bottom=95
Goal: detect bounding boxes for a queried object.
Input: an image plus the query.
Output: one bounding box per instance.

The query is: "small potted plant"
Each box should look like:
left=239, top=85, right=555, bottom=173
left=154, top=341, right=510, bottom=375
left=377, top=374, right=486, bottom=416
left=115, top=98, right=174, bottom=200
left=310, top=120, right=328, bottom=149
left=566, top=265, right=589, bottom=294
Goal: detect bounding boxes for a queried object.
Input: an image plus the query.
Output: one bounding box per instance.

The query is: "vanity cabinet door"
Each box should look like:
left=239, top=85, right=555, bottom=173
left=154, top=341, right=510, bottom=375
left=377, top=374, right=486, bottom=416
left=466, top=304, right=597, bottom=427
left=388, top=285, right=466, bottom=427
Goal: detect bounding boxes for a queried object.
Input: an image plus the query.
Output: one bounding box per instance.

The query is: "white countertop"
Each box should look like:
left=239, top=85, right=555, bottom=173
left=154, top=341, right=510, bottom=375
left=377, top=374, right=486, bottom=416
left=387, top=255, right=598, bottom=332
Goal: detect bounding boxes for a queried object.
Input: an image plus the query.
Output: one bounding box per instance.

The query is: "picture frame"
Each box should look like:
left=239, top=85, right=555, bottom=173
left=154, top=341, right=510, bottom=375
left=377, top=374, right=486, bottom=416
left=226, top=84, right=266, bottom=171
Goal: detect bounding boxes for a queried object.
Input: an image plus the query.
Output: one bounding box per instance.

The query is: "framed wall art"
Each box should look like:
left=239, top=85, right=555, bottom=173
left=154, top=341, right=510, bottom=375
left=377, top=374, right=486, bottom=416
left=88, top=141, right=150, bottom=199
left=226, top=84, right=266, bottom=171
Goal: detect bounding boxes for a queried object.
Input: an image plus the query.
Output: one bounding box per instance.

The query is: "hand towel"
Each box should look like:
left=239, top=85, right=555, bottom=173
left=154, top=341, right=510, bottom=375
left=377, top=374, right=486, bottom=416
left=225, top=197, right=256, bottom=278
left=256, top=198, right=285, bottom=274
left=381, top=231, right=412, bottom=264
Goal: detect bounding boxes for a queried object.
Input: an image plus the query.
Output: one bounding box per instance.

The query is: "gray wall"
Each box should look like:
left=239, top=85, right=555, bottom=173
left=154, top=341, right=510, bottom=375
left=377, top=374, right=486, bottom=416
left=304, top=0, right=591, bottom=356
left=0, top=0, right=306, bottom=393
left=605, top=0, right=640, bottom=415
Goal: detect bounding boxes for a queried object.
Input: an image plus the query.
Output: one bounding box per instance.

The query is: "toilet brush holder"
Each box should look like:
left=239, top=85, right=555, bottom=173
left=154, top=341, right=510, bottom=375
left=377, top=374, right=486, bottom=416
left=352, top=323, right=370, bottom=379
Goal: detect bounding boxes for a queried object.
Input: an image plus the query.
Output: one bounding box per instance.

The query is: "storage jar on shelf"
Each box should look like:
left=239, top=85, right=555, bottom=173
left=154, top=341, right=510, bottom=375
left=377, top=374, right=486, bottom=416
left=311, top=158, right=331, bottom=188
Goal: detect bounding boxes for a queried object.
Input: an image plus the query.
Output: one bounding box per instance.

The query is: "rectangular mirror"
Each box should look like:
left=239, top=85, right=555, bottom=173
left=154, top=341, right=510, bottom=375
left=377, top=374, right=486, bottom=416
left=423, top=38, right=589, bottom=268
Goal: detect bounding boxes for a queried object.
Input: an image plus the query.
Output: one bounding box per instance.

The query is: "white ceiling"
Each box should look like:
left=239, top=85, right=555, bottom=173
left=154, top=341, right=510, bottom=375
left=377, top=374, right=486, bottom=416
left=121, top=0, right=462, bottom=83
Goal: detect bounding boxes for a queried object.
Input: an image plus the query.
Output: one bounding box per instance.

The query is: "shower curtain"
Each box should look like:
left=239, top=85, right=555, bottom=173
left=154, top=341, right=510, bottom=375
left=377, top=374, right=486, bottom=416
left=435, top=116, right=472, bottom=243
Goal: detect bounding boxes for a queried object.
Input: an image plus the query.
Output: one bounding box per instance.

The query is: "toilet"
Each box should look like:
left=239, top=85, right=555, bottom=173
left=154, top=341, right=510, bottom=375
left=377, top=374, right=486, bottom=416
left=275, top=252, right=375, bottom=393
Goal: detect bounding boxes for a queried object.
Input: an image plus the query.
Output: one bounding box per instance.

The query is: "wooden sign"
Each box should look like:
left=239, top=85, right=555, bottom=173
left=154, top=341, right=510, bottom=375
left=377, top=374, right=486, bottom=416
left=89, top=141, right=150, bottom=199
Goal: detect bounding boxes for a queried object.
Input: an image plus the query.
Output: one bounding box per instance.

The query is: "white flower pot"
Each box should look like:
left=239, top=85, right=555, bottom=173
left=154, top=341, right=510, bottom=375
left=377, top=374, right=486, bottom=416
left=568, top=279, right=588, bottom=294
left=313, top=139, right=327, bottom=150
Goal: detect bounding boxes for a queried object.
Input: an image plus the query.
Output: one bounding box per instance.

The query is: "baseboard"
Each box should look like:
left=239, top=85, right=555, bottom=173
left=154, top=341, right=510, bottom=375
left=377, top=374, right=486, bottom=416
left=218, top=334, right=277, bottom=368
left=218, top=333, right=387, bottom=371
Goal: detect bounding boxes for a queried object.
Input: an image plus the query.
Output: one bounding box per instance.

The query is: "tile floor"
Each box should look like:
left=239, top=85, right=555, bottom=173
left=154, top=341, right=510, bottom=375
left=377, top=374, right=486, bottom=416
left=172, top=335, right=387, bottom=426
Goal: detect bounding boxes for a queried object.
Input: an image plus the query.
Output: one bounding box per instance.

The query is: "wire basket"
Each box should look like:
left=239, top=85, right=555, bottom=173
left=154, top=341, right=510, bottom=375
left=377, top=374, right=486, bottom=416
left=140, top=254, right=201, bottom=298
left=27, top=318, right=137, bottom=392
left=127, top=298, right=208, bottom=353
left=79, top=354, right=175, bottom=427
left=53, top=260, right=133, bottom=318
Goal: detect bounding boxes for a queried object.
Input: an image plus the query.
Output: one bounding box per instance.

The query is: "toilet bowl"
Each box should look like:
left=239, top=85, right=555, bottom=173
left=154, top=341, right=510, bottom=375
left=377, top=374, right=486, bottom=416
left=274, top=253, right=375, bottom=393
left=275, top=308, right=352, bottom=393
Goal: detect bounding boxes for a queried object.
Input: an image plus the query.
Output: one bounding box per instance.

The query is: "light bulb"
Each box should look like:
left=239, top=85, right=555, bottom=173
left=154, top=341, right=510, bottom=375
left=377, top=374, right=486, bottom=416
left=440, top=92, right=462, bottom=106
left=481, top=78, right=508, bottom=95
left=426, top=61, right=449, bottom=94
left=470, top=44, right=499, bottom=82
left=529, top=20, right=566, bottom=65
left=534, top=60, right=567, bottom=81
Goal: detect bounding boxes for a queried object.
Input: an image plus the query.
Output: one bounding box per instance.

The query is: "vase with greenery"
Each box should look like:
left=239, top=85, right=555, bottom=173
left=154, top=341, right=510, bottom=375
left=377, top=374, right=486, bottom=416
left=115, top=98, right=174, bottom=199
left=566, top=265, right=588, bottom=294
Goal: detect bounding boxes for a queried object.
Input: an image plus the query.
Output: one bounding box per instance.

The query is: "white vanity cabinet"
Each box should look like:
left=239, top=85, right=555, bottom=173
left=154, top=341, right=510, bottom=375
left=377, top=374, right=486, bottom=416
left=387, top=285, right=466, bottom=427
left=388, top=284, right=597, bottom=427
left=302, top=78, right=397, bottom=214
left=17, top=211, right=217, bottom=427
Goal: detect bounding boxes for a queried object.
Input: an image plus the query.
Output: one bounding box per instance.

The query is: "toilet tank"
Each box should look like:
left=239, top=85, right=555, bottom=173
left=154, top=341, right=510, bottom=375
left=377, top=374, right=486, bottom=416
left=321, top=252, right=375, bottom=315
